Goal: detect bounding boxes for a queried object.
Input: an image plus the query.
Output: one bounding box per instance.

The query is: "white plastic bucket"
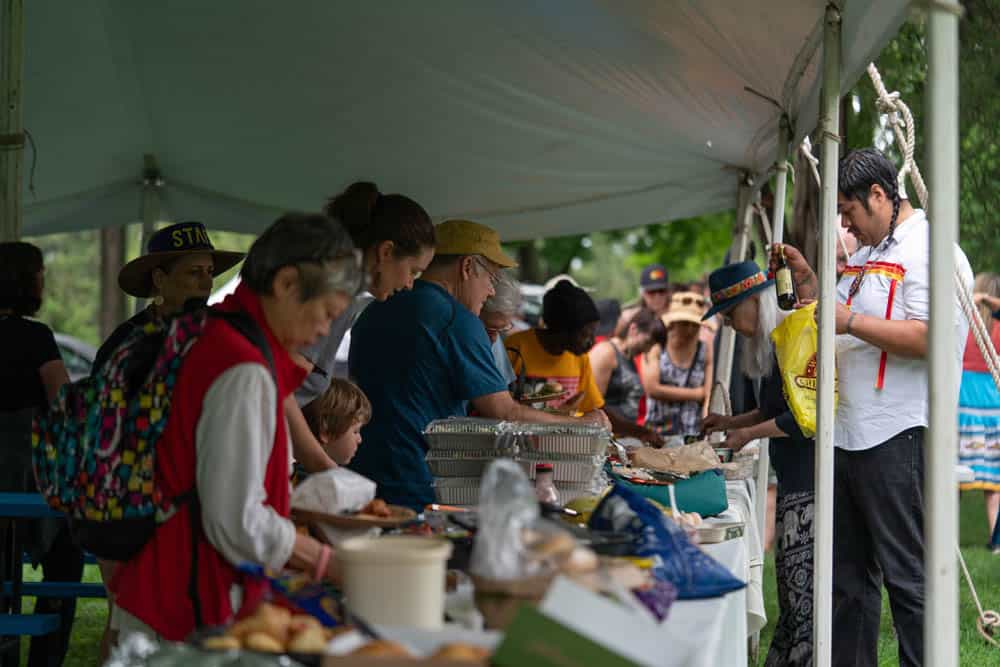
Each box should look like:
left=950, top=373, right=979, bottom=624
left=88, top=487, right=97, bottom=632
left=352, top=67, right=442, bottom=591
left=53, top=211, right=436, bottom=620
left=336, top=535, right=454, bottom=629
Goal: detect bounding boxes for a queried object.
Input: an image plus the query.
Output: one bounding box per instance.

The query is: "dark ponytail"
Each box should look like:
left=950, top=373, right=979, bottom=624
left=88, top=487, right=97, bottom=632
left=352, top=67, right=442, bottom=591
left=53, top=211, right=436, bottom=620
left=0, top=242, right=44, bottom=316
left=838, top=148, right=902, bottom=249
left=324, top=181, right=436, bottom=257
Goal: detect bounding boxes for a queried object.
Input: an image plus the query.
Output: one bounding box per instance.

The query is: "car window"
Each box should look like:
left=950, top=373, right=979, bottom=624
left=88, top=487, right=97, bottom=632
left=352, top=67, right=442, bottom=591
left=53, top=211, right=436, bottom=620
left=59, top=346, right=93, bottom=380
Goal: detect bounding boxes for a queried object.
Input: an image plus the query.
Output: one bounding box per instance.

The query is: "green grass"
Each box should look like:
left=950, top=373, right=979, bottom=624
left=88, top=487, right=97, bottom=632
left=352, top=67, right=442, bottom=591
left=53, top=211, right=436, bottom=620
left=11, top=493, right=1000, bottom=666
left=757, top=491, right=1000, bottom=666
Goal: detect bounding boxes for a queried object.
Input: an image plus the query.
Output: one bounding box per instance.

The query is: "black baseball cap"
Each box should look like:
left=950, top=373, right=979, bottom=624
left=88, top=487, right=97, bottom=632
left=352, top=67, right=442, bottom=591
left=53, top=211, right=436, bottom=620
left=640, top=264, right=670, bottom=291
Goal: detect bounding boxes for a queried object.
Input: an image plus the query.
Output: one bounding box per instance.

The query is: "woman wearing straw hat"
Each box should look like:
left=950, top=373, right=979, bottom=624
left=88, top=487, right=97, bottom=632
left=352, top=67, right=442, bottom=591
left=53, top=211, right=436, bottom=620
left=642, top=291, right=714, bottom=439
left=700, top=260, right=814, bottom=667
left=92, top=221, right=245, bottom=373
left=92, top=221, right=244, bottom=659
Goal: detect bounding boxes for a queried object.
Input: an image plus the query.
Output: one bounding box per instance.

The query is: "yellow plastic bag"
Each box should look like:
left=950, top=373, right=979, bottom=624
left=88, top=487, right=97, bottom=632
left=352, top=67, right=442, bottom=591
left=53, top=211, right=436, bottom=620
left=769, top=302, right=836, bottom=437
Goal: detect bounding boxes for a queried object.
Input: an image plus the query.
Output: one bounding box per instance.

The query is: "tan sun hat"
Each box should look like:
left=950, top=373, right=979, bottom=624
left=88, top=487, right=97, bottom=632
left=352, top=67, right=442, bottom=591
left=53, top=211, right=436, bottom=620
left=661, top=291, right=708, bottom=327
left=434, top=219, right=517, bottom=268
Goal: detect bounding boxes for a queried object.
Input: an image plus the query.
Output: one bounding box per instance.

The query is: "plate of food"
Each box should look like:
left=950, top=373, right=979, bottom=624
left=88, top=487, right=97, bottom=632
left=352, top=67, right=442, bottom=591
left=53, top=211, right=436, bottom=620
left=292, top=499, right=418, bottom=529
left=517, top=381, right=569, bottom=405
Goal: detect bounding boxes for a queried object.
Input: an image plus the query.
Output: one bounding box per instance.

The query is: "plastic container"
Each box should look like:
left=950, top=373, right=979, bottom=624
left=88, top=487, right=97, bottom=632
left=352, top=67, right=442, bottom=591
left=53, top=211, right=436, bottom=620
left=336, top=535, right=454, bottom=629
left=534, top=463, right=560, bottom=504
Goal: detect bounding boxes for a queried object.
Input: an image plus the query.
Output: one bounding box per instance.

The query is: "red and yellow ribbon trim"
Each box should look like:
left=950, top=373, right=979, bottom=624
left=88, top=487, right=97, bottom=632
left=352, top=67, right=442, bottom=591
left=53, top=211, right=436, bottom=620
left=711, top=272, right=766, bottom=304
left=842, top=261, right=905, bottom=391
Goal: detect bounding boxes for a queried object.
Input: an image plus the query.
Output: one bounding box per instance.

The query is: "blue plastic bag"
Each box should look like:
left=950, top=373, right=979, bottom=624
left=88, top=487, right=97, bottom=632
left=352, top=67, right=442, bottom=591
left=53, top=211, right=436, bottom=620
left=588, top=483, right=745, bottom=600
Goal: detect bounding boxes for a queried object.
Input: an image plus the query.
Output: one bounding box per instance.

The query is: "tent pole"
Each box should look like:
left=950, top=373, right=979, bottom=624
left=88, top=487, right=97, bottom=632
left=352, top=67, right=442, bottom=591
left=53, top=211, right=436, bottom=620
left=715, top=176, right=754, bottom=393
left=136, top=155, right=163, bottom=314
left=0, top=0, right=24, bottom=241
left=771, top=116, right=790, bottom=244
left=814, top=5, right=840, bottom=667
left=925, top=1, right=962, bottom=665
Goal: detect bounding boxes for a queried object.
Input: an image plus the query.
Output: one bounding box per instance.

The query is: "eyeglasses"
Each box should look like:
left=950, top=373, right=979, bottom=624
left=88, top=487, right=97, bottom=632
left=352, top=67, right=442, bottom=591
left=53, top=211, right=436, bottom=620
left=294, top=249, right=366, bottom=296
left=485, top=323, right=514, bottom=336
left=473, top=256, right=502, bottom=287
left=644, top=288, right=669, bottom=296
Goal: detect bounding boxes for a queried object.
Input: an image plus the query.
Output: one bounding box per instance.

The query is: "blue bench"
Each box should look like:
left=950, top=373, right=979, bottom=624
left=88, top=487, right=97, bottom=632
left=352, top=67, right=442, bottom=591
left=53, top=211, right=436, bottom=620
left=0, top=492, right=105, bottom=658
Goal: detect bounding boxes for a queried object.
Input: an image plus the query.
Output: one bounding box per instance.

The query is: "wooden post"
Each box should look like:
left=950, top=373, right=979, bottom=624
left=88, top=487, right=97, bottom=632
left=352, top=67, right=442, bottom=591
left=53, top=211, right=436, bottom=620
left=99, top=227, right=127, bottom=340
left=0, top=0, right=24, bottom=241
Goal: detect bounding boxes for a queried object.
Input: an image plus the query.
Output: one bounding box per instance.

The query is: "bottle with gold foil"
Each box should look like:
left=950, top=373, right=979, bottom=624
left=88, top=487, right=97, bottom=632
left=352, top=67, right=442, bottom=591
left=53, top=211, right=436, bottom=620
left=775, top=244, right=796, bottom=310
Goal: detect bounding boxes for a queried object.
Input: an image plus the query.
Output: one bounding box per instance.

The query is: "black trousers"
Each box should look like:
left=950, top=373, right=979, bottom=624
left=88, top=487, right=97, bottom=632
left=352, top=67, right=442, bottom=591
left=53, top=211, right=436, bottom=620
left=832, top=427, right=925, bottom=667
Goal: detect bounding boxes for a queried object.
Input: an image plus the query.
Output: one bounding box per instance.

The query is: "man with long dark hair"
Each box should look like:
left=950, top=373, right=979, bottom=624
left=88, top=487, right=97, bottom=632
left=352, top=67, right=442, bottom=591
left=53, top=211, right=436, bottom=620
left=775, top=148, right=973, bottom=667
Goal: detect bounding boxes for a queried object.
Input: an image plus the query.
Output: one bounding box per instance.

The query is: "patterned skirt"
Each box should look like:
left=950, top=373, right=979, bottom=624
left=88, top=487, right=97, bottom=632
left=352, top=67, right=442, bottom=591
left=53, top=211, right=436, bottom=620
left=765, top=491, right=814, bottom=667
left=958, top=370, right=1000, bottom=491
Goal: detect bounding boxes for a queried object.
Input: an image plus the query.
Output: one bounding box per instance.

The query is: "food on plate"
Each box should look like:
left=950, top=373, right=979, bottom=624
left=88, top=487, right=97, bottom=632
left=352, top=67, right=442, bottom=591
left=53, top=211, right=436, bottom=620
left=360, top=498, right=391, bottom=518
left=244, top=631, right=285, bottom=653
left=287, top=625, right=329, bottom=654
left=204, top=603, right=342, bottom=655
left=350, top=639, right=413, bottom=657
left=523, top=529, right=576, bottom=560
left=202, top=635, right=241, bottom=651
left=563, top=546, right=600, bottom=574
left=430, top=642, right=492, bottom=661
left=229, top=602, right=292, bottom=644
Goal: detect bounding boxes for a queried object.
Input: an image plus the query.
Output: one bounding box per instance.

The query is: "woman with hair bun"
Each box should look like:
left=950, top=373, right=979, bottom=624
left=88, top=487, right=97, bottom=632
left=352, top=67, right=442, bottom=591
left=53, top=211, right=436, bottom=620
left=291, top=183, right=437, bottom=467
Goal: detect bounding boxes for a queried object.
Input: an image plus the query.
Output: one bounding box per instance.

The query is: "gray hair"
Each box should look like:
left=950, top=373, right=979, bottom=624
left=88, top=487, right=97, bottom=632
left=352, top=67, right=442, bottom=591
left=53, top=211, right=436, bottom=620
left=740, top=290, right=778, bottom=380
left=241, top=212, right=360, bottom=301
left=482, top=271, right=521, bottom=316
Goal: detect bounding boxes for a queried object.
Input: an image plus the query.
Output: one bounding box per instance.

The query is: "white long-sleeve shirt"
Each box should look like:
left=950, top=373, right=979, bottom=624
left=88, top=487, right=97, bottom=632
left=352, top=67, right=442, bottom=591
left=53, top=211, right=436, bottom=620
left=195, top=362, right=296, bottom=570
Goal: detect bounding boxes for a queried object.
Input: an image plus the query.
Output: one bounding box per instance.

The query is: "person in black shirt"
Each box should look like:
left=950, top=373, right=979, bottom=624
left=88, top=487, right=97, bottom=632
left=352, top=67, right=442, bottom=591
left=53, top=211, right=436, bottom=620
left=92, top=221, right=245, bottom=374
left=701, top=261, right=814, bottom=667
left=0, top=241, right=80, bottom=667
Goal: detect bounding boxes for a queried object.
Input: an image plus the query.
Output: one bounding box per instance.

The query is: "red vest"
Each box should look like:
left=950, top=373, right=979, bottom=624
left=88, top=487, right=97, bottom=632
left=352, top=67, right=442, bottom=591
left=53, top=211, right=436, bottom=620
left=113, top=284, right=306, bottom=640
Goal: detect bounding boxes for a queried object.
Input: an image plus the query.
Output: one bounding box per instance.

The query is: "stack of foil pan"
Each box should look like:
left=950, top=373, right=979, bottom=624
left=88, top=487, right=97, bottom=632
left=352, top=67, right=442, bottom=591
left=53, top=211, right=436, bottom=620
left=424, top=418, right=609, bottom=505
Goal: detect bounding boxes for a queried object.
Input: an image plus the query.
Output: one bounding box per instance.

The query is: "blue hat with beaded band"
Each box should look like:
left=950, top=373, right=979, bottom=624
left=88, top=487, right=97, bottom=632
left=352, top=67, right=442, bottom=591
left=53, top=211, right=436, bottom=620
left=703, top=261, right=773, bottom=320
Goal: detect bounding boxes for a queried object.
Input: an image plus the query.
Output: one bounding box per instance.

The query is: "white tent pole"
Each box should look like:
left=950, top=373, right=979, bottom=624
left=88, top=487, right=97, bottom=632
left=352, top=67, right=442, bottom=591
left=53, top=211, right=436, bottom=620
left=715, top=176, right=754, bottom=393
left=0, top=0, right=24, bottom=242
left=925, top=1, right=962, bottom=664
left=771, top=116, right=790, bottom=244
left=814, top=5, right=840, bottom=667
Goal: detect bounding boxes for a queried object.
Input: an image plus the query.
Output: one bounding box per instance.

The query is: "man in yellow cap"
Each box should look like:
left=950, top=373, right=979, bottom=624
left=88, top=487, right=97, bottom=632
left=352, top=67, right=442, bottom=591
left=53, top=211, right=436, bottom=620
left=348, top=219, right=608, bottom=509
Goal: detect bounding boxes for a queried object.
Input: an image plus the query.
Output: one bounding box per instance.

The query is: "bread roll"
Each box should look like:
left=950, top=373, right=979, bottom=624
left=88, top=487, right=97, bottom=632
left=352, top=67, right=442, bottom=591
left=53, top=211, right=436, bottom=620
left=287, top=626, right=328, bottom=654
left=244, top=631, right=284, bottom=653
left=350, top=639, right=412, bottom=657
left=430, top=643, right=491, bottom=662
left=202, top=635, right=241, bottom=651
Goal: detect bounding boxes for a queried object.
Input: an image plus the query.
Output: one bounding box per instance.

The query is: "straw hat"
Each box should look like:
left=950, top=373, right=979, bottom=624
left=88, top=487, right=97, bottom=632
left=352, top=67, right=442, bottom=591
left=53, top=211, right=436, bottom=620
left=661, top=291, right=708, bottom=327
left=118, top=221, right=245, bottom=298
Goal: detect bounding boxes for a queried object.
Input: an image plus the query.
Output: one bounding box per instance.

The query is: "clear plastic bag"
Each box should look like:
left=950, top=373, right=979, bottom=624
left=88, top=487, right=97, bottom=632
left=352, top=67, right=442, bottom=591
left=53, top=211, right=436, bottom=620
left=470, top=459, right=562, bottom=580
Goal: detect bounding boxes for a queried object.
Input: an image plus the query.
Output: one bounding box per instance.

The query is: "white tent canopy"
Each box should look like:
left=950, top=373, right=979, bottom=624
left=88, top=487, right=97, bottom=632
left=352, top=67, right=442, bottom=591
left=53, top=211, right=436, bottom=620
left=22, top=1, right=908, bottom=240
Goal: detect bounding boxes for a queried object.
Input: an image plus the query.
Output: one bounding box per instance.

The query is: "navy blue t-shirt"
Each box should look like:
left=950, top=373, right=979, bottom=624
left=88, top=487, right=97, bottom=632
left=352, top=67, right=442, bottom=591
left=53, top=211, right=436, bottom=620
left=348, top=281, right=508, bottom=509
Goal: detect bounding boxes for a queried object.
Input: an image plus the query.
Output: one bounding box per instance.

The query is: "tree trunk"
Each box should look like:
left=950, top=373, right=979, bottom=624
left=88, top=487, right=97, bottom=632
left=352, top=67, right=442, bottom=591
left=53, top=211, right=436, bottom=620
left=99, top=226, right=127, bottom=339
left=517, top=242, right=543, bottom=284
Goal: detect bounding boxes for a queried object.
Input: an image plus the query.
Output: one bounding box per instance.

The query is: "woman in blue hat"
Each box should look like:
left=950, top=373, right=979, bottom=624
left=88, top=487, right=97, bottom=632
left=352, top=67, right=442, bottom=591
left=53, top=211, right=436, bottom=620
left=701, top=260, right=814, bottom=667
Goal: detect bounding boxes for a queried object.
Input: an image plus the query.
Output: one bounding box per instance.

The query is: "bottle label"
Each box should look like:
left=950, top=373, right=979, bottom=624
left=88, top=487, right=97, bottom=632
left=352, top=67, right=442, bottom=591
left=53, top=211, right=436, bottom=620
left=776, top=268, right=793, bottom=295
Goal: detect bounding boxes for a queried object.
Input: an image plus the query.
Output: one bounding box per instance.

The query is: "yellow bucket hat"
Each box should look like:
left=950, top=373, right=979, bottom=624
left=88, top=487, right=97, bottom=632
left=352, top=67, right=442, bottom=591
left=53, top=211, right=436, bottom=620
left=434, top=219, right=518, bottom=268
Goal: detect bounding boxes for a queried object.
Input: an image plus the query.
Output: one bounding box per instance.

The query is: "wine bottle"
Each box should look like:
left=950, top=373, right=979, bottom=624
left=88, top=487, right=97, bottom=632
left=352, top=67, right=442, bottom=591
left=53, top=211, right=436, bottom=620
left=775, top=245, right=796, bottom=310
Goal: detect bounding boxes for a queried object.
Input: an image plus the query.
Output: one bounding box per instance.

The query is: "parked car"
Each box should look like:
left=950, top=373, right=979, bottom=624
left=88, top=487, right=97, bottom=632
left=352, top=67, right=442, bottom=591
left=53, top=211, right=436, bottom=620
left=54, top=333, right=96, bottom=382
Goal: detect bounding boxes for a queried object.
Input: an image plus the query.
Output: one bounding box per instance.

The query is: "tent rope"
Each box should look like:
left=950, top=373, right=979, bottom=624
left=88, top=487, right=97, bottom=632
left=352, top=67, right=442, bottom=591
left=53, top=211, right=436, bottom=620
left=865, top=62, right=1000, bottom=647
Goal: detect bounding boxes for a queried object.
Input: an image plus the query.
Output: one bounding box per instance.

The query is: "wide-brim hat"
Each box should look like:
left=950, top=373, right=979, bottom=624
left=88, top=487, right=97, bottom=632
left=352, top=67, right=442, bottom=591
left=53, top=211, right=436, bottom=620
left=118, top=221, right=245, bottom=298
left=661, top=291, right=708, bottom=327
left=434, top=219, right=517, bottom=268
left=703, top=260, right=773, bottom=320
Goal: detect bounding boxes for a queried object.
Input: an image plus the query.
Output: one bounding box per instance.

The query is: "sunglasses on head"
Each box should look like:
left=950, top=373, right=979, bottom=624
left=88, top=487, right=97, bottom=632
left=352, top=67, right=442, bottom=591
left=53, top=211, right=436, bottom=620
left=675, top=295, right=706, bottom=307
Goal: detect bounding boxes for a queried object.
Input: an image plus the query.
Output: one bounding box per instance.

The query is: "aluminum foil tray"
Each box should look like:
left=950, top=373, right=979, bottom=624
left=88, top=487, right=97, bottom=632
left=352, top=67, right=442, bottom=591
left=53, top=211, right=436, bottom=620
left=432, top=477, right=482, bottom=506
left=428, top=457, right=508, bottom=478
left=423, top=418, right=516, bottom=451
left=518, top=457, right=603, bottom=484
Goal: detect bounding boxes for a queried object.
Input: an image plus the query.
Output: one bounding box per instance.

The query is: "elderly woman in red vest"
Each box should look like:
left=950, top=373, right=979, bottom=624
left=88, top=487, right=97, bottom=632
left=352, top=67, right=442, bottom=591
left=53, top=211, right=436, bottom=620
left=111, top=213, right=362, bottom=642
